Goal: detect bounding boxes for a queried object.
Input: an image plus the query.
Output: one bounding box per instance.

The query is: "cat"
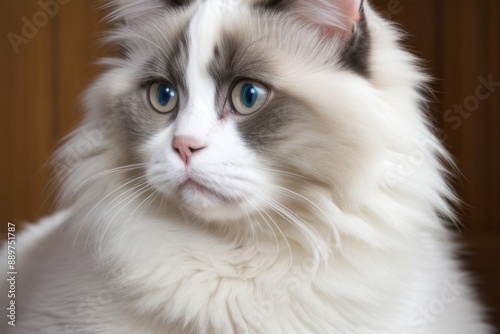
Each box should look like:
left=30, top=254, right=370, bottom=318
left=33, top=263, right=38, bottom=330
left=1, top=0, right=493, bottom=333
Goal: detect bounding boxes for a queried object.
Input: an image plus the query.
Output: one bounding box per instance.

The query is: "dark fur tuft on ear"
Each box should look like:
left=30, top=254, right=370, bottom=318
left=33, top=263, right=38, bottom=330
left=341, top=5, right=371, bottom=76
left=258, top=0, right=293, bottom=10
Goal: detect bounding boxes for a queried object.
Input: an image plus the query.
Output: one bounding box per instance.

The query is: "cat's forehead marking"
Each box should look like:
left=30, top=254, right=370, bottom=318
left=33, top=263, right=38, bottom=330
left=189, top=3, right=244, bottom=63
left=181, top=0, right=242, bottom=121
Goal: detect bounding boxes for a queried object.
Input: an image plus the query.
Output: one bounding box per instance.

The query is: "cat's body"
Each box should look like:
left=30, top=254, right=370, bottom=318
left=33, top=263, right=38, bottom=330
left=1, top=0, right=492, bottom=333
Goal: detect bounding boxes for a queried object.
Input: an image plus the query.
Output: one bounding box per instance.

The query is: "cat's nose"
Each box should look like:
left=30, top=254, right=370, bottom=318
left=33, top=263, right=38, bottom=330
left=172, top=136, right=207, bottom=165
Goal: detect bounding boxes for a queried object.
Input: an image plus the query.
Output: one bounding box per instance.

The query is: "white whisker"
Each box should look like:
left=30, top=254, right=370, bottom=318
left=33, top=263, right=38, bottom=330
left=74, top=163, right=147, bottom=192
left=248, top=198, right=293, bottom=268
left=72, top=174, right=148, bottom=251
left=97, top=184, right=156, bottom=261
left=252, top=190, right=322, bottom=261
left=272, top=185, right=340, bottom=251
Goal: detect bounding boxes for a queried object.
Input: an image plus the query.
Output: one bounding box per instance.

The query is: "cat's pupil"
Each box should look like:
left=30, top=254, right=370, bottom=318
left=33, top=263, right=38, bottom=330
left=157, top=84, right=175, bottom=106
left=241, top=83, right=258, bottom=108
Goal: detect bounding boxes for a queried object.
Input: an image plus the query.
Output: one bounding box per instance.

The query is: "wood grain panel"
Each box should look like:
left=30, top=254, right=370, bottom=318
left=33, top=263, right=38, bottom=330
left=1, top=1, right=58, bottom=222
left=55, top=0, right=107, bottom=137
left=0, top=1, right=106, bottom=223
left=440, top=0, right=500, bottom=236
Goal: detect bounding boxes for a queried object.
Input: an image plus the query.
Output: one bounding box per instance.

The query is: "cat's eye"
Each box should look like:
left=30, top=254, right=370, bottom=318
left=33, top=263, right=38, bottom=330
left=230, top=80, right=269, bottom=115
left=148, top=82, right=178, bottom=113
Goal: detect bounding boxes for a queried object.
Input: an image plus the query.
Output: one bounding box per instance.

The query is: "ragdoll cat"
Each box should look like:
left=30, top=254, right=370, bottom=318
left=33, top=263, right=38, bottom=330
left=1, top=0, right=493, bottom=333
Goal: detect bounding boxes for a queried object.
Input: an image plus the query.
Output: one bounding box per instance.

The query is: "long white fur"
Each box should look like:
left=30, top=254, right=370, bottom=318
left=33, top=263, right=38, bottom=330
left=1, top=0, right=493, bottom=333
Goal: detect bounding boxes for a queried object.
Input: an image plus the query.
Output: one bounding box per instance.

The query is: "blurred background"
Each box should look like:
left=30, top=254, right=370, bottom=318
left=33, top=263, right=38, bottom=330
left=0, top=0, right=499, bottom=328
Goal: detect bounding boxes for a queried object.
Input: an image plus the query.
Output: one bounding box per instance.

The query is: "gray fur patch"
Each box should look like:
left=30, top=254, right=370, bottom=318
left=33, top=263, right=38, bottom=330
left=114, top=89, right=174, bottom=146
left=141, top=28, right=190, bottom=98
left=237, top=93, right=306, bottom=151
left=114, top=24, right=191, bottom=145
left=208, top=29, right=280, bottom=118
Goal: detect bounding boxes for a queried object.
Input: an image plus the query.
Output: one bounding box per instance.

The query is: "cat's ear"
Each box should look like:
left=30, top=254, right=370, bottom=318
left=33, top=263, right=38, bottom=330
left=265, top=0, right=364, bottom=37
left=297, top=0, right=363, bottom=36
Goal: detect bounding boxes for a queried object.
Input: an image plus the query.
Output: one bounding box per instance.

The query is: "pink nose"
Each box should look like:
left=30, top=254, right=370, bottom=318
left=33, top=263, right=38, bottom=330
left=172, top=136, right=206, bottom=165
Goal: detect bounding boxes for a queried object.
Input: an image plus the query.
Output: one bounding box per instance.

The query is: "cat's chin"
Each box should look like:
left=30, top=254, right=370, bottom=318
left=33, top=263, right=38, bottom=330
left=187, top=204, right=250, bottom=223
left=180, top=200, right=251, bottom=223
left=175, top=180, right=251, bottom=222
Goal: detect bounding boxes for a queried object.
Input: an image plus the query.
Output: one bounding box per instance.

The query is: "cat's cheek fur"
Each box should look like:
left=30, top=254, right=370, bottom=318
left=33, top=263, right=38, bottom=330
left=259, top=68, right=387, bottom=203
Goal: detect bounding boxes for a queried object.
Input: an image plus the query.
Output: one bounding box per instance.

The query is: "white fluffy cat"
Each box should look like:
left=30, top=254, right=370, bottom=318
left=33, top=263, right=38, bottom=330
left=1, top=0, right=493, bottom=333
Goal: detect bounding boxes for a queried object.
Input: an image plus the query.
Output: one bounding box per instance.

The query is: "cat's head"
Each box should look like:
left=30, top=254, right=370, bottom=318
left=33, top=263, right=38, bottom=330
left=61, top=0, right=448, bottom=237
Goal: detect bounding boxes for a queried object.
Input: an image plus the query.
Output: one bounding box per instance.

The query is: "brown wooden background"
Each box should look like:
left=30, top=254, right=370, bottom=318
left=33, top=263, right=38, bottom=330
left=1, top=0, right=499, bottom=328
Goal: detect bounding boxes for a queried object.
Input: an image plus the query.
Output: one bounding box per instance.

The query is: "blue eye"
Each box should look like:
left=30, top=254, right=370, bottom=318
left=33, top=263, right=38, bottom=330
left=231, top=80, right=269, bottom=115
left=241, top=84, right=258, bottom=108
left=149, top=82, right=178, bottom=113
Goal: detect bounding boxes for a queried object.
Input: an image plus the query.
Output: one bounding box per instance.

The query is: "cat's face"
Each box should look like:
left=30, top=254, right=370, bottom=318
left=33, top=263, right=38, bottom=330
left=105, top=0, right=383, bottom=222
